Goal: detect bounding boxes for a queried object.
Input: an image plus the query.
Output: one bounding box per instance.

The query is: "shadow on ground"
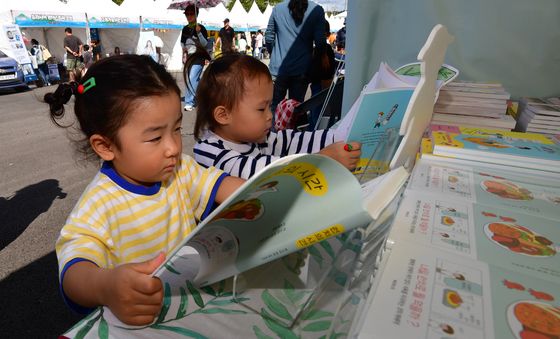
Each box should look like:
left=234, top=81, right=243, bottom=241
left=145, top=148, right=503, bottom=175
left=1, top=179, right=67, bottom=250
left=0, top=251, right=83, bottom=337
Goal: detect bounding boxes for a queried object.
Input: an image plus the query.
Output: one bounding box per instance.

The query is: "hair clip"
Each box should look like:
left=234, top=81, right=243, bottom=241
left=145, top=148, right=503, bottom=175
left=77, top=77, right=96, bottom=94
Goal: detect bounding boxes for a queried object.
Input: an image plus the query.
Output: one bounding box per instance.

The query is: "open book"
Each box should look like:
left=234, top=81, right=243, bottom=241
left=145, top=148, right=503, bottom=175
left=153, top=153, right=409, bottom=287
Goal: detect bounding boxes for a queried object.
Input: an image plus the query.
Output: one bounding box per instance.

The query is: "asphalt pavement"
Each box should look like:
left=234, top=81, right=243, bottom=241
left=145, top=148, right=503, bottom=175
left=0, top=72, right=195, bottom=338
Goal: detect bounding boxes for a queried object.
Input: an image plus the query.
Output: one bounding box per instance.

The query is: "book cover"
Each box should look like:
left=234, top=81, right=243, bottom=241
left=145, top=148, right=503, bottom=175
left=431, top=126, right=560, bottom=172
left=389, top=191, right=560, bottom=283
left=408, top=158, right=560, bottom=219
left=344, top=88, right=415, bottom=180
left=357, top=242, right=560, bottom=339
left=153, top=153, right=409, bottom=287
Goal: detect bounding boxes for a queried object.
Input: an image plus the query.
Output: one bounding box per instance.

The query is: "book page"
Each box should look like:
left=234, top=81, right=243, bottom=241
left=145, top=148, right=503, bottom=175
left=389, top=191, right=560, bottom=283
left=408, top=158, right=560, bottom=220
left=154, top=154, right=375, bottom=286
left=358, top=242, right=560, bottom=339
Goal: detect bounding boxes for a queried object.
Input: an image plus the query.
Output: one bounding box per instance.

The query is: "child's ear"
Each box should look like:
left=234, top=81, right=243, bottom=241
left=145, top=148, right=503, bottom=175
left=90, top=134, right=116, bottom=161
left=213, top=105, right=231, bottom=126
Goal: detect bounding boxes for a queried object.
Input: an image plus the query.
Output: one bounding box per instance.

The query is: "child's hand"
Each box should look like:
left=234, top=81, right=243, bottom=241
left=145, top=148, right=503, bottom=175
left=102, top=253, right=166, bottom=326
left=318, top=141, right=361, bottom=171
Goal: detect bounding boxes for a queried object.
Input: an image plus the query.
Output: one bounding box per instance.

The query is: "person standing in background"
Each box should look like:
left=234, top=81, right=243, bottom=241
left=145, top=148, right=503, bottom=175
left=335, top=18, right=346, bottom=54
left=217, top=18, right=235, bottom=54
left=63, top=27, right=83, bottom=81
left=255, top=30, right=263, bottom=59
left=250, top=33, right=257, bottom=57
left=81, top=44, right=93, bottom=75
left=30, top=38, right=49, bottom=85
left=265, top=0, right=326, bottom=116
left=91, top=40, right=103, bottom=62
left=180, top=4, right=209, bottom=112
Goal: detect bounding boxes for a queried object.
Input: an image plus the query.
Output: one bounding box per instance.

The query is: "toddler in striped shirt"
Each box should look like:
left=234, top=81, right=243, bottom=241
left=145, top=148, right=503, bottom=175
left=193, top=53, right=361, bottom=179
left=44, top=55, right=244, bottom=325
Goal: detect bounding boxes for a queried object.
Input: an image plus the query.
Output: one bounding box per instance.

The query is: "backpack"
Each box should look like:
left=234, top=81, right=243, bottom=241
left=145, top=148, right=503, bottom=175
left=40, top=45, right=52, bottom=61
left=274, top=98, right=301, bottom=131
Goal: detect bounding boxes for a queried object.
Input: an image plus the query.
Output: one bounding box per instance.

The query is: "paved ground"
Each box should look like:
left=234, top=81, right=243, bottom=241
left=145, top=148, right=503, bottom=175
left=0, top=72, right=197, bottom=338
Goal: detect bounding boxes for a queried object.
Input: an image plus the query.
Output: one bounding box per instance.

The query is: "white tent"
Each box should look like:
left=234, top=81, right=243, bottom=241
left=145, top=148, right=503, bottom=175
left=228, top=0, right=249, bottom=32
left=63, top=0, right=140, bottom=57
left=246, top=2, right=264, bottom=31
left=260, top=4, right=273, bottom=29
left=119, top=0, right=183, bottom=70
left=199, top=2, right=229, bottom=31
left=11, top=0, right=88, bottom=63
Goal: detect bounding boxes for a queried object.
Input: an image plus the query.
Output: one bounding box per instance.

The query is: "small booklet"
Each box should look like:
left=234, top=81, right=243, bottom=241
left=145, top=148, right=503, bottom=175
left=153, top=153, right=409, bottom=287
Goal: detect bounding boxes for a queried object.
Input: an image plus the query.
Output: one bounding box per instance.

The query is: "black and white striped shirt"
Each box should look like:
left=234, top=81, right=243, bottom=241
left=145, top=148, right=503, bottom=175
left=194, top=129, right=335, bottom=179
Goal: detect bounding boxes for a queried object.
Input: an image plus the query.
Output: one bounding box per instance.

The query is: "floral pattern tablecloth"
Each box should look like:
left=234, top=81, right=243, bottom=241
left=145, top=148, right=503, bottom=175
left=61, top=233, right=371, bottom=339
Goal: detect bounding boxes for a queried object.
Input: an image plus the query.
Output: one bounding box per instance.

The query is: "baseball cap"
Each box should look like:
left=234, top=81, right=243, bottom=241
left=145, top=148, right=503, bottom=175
left=223, top=18, right=230, bottom=23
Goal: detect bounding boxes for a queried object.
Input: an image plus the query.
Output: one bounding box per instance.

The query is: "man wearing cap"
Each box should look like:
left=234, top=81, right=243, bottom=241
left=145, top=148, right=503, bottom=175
left=217, top=18, right=235, bottom=54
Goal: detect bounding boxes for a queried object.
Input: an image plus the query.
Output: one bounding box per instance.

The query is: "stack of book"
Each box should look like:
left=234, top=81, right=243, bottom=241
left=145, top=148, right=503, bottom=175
left=515, top=97, right=560, bottom=135
left=421, top=125, right=560, bottom=173
left=356, top=156, right=560, bottom=338
left=431, top=81, right=516, bottom=130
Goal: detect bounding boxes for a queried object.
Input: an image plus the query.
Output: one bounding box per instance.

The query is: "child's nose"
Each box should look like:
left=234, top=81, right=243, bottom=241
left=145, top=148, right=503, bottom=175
left=165, top=137, right=181, bottom=157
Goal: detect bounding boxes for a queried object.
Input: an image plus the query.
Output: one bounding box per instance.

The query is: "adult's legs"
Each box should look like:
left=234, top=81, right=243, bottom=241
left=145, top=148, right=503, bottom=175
left=271, top=75, right=290, bottom=122
left=38, top=63, right=50, bottom=84
left=184, top=63, right=204, bottom=110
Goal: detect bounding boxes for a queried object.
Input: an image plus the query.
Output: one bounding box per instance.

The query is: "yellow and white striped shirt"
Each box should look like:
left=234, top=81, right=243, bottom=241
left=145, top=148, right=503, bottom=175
left=56, top=154, right=226, bottom=289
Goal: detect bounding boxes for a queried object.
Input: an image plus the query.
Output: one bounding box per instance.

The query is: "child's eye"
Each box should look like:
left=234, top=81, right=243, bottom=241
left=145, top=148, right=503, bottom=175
left=147, top=136, right=161, bottom=142
left=175, top=126, right=182, bottom=132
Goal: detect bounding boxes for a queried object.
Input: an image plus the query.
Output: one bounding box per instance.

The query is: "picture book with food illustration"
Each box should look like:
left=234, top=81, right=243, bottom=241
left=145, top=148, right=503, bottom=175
left=430, top=126, right=560, bottom=172
left=153, top=153, right=409, bottom=287
left=357, top=242, right=560, bottom=339
left=407, top=158, right=560, bottom=219
left=388, top=191, right=560, bottom=283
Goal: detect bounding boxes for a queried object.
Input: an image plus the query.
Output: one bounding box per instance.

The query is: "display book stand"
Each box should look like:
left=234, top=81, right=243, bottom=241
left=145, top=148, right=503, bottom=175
left=229, top=24, right=455, bottom=335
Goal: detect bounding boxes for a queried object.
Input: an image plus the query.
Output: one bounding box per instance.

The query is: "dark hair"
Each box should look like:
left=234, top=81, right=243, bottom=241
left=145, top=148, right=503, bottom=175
left=114, top=46, right=121, bottom=55
left=65, top=27, right=72, bottom=33
left=44, top=55, right=181, bottom=161
left=31, top=38, right=39, bottom=45
left=194, top=53, right=271, bottom=139
left=288, top=0, right=308, bottom=24
left=183, top=4, right=199, bottom=16
left=83, top=44, right=90, bottom=51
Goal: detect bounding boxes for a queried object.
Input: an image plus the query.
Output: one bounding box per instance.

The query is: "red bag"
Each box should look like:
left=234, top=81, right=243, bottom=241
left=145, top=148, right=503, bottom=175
left=274, top=98, right=300, bottom=131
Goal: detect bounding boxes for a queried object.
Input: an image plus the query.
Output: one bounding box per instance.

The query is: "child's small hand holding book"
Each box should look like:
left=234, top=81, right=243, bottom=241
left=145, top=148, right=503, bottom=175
left=319, top=141, right=362, bottom=171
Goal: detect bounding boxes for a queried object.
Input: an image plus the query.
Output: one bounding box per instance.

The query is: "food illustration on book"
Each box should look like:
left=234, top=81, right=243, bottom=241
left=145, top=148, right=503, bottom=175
left=483, top=221, right=557, bottom=257
left=408, top=158, right=560, bottom=219
left=389, top=192, right=560, bottom=282
left=154, top=153, right=409, bottom=287
left=358, top=242, right=560, bottom=338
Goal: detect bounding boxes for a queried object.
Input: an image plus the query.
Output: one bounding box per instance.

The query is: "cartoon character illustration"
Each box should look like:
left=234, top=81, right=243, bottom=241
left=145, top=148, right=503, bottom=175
left=464, top=137, right=510, bottom=148
left=485, top=222, right=557, bottom=257
left=481, top=179, right=534, bottom=200
left=381, top=104, right=398, bottom=126
left=508, top=301, right=560, bottom=339
left=373, top=111, right=385, bottom=128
